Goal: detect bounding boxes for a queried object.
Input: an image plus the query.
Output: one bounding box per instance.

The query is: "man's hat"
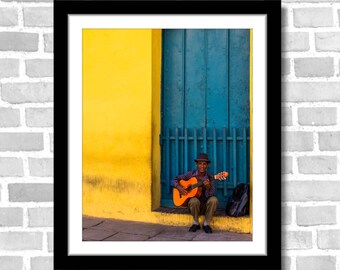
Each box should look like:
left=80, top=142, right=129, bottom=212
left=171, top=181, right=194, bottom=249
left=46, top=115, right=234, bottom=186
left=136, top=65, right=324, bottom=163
left=194, top=153, right=211, bottom=163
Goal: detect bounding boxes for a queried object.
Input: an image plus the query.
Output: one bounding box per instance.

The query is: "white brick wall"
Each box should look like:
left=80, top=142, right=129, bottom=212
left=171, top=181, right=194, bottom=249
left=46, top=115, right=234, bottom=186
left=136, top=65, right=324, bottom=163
left=0, top=0, right=339, bottom=270
left=0, top=0, right=53, bottom=269
left=282, top=1, right=340, bottom=270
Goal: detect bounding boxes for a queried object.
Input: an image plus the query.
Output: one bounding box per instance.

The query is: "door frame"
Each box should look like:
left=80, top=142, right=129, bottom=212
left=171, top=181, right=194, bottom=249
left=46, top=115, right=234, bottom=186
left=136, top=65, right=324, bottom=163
left=154, top=29, right=253, bottom=218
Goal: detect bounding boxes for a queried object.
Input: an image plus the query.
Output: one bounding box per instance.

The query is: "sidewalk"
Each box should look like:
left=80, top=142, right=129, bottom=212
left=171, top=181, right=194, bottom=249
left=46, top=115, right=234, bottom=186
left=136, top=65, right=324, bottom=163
left=83, top=215, right=252, bottom=241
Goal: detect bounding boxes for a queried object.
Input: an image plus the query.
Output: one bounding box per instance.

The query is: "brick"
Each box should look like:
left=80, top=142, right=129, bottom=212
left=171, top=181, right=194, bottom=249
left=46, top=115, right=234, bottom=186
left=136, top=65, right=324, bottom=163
left=31, top=256, right=53, bottom=270
left=26, top=108, right=53, bottom=127
left=1, top=83, right=53, bottom=103
left=297, top=256, right=336, bottom=270
left=50, top=133, right=53, bottom=152
left=44, top=33, right=53, bottom=53
left=28, top=158, right=53, bottom=177
left=294, top=8, right=333, bottom=28
left=282, top=107, right=292, bottom=126
left=3, top=0, right=52, bottom=1
left=283, top=32, right=309, bottom=52
left=0, top=257, right=23, bottom=270
left=296, top=206, right=336, bottom=226
left=281, top=7, right=288, bottom=27
left=282, top=256, right=291, bottom=270
left=25, top=59, right=53, bottom=78
left=0, top=157, right=24, bottom=176
left=295, top=58, right=334, bottom=77
left=282, top=131, right=313, bottom=152
left=282, top=58, right=290, bottom=76
left=319, top=132, right=340, bottom=151
left=47, top=232, right=53, bottom=252
left=0, top=32, right=38, bottom=51
left=0, top=108, right=20, bottom=127
left=23, top=7, right=53, bottom=27
left=0, top=133, right=43, bottom=151
left=0, top=232, right=42, bottom=250
left=0, top=59, right=19, bottom=78
left=9, top=184, right=53, bottom=202
left=298, top=107, right=336, bottom=126
left=0, top=8, right=18, bottom=26
left=316, top=32, right=340, bottom=52
left=298, top=156, right=336, bottom=174
left=284, top=181, right=340, bottom=202
left=282, top=231, right=313, bottom=249
left=283, top=82, right=340, bottom=102
left=284, top=0, right=340, bottom=1
left=0, top=207, right=23, bottom=226
left=28, top=207, right=53, bottom=227
left=282, top=156, right=293, bottom=174
left=318, top=230, right=340, bottom=249
left=282, top=206, right=292, bottom=225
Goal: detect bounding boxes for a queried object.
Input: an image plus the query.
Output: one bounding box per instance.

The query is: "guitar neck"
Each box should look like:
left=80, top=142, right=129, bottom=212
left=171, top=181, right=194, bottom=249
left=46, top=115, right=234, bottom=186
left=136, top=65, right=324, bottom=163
left=190, top=174, right=222, bottom=189
left=191, top=180, right=205, bottom=190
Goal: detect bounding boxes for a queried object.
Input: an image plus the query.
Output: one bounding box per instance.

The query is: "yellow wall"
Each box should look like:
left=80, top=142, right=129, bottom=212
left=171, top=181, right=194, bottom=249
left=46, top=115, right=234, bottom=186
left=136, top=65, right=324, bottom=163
left=82, top=29, right=252, bottom=233
left=82, top=29, right=155, bottom=219
left=151, top=30, right=162, bottom=210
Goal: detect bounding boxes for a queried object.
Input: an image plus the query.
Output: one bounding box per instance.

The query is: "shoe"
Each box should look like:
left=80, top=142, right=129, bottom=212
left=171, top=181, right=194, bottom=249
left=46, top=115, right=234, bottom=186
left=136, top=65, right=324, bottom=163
left=189, top=224, right=201, bottom=232
left=203, top=225, right=213, bottom=233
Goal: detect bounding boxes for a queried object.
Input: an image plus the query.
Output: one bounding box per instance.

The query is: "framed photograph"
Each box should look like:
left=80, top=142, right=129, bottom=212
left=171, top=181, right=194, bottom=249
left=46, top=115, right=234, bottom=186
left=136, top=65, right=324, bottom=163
left=54, top=0, right=281, bottom=269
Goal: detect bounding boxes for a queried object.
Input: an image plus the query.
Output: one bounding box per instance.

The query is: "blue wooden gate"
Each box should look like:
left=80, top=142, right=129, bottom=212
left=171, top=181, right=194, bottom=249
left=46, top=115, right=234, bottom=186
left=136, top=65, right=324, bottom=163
left=160, top=29, right=250, bottom=209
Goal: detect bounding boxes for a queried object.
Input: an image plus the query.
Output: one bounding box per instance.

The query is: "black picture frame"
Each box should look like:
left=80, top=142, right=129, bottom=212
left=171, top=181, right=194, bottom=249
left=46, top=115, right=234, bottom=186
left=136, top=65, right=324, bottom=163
left=54, top=1, right=282, bottom=269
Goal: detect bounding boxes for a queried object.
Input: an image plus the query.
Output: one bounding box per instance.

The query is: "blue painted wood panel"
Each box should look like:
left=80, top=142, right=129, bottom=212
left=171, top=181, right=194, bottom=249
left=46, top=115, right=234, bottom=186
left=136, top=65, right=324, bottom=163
left=161, top=29, right=250, bottom=209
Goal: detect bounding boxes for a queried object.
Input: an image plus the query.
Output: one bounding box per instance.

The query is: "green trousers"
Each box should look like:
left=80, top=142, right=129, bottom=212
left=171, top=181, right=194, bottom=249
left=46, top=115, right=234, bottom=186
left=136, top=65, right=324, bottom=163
left=188, top=196, right=218, bottom=224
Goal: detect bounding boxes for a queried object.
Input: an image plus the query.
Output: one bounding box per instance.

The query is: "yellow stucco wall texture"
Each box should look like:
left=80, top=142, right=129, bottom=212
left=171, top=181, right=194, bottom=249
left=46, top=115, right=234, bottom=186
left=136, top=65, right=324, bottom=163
left=82, top=29, right=153, bottom=219
left=82, top=29, right=251, bottom=233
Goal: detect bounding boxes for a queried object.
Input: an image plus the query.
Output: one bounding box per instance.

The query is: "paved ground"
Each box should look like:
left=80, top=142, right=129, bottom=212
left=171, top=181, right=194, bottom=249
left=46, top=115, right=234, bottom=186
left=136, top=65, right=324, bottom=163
left=83, top=215, right=252, bottom=241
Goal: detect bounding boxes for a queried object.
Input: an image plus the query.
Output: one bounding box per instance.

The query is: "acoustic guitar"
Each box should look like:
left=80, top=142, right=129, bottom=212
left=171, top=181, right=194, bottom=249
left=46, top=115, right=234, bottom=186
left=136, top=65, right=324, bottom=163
left=173, top=171, right=229, bottom=207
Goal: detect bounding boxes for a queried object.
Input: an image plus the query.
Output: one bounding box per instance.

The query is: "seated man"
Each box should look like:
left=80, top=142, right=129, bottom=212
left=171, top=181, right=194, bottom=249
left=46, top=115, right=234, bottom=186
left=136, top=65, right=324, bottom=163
left=172, top=153, right=227, bottom=233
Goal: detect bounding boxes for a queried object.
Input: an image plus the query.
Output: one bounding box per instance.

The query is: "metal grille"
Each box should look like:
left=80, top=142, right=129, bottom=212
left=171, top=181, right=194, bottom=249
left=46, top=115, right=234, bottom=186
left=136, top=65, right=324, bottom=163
left=160, top=127, right=250, bottom=208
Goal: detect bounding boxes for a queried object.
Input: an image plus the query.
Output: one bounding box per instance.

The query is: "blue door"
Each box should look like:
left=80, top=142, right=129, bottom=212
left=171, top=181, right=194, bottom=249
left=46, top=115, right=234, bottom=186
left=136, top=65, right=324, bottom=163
left=160, top=29, right=250, bottom=209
